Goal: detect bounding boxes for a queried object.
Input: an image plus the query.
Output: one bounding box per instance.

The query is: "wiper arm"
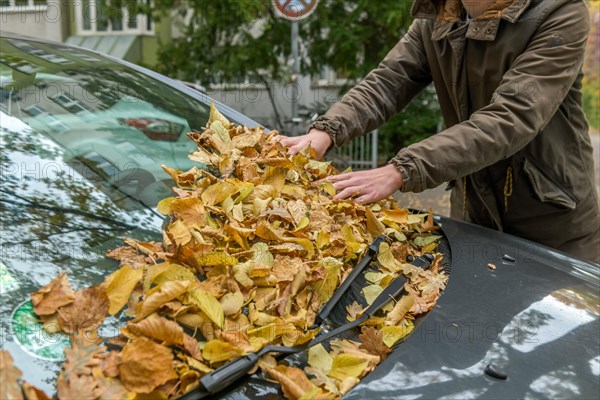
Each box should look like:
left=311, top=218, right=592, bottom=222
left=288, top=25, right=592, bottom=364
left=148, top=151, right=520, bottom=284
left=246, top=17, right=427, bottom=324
left=179, top=237, right=433, bottom=399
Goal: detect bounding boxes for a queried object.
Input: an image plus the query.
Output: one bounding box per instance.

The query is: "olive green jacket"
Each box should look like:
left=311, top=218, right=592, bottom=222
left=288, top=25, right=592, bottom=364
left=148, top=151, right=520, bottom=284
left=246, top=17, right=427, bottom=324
left=311, top=0, right=599, bottom=262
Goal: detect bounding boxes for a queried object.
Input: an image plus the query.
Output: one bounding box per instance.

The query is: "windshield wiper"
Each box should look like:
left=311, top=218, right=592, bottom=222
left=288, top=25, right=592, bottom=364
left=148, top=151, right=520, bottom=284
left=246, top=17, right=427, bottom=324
left=179, top=237, right=433, bottom=399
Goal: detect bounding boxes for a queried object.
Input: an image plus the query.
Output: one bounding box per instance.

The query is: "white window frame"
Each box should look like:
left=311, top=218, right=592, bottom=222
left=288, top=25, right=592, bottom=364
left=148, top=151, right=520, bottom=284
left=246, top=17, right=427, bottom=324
left=0, top=0, right=48, bottom=12
left=74, top=0, right=154, bottom=36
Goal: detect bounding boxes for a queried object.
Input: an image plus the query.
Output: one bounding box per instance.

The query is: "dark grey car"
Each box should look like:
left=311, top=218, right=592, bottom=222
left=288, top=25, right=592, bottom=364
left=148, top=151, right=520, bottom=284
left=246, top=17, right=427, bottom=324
left=1, top=35, right=598, bottom=399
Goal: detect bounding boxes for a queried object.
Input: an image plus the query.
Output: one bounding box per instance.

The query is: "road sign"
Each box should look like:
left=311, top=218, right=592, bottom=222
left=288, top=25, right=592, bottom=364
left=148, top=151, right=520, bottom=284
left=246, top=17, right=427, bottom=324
left=272, top=0, right=319, bottom=21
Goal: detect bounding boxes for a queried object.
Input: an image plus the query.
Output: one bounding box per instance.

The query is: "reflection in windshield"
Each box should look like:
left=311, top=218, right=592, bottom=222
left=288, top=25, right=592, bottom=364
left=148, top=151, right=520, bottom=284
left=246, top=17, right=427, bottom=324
left=0, top=37, right=212, bottom=206
left=0, top=36, right=258, bottom=393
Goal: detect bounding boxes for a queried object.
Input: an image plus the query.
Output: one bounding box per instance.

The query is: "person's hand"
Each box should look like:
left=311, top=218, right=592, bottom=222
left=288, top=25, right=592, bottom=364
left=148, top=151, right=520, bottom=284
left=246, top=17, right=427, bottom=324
left=278, top=129, right=333, bottom=160
left=326, top=164, right=404, bottom=204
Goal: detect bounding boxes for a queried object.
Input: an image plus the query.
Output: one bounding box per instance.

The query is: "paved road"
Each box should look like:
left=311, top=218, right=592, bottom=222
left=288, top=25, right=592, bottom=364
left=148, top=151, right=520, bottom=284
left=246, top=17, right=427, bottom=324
left=395, top=130, right=600, bottom=216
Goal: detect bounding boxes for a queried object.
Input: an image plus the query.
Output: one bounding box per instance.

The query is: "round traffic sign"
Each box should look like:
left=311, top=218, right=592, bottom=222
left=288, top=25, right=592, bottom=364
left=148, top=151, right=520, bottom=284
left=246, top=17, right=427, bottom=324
left=272, top=0, right=319, bottom=21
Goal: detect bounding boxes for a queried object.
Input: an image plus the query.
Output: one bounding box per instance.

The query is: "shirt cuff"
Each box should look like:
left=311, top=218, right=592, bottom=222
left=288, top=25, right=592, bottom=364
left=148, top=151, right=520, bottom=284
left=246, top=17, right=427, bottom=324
left=388, top=153, right=423, bottom=193
left=308, top=116, right=347, bottom=149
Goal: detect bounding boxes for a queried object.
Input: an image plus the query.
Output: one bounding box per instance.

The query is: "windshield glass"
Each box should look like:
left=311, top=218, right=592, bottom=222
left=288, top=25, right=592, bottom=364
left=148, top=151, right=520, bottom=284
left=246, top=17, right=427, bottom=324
left=0, top=37, right=227, bottom=392
left=0, top=37, right=213, bottom=207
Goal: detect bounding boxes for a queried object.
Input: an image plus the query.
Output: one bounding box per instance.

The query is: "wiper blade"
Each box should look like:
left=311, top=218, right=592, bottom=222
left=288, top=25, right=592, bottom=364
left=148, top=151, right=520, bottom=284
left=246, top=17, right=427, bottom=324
left=179, top=238, right=432, bottom=399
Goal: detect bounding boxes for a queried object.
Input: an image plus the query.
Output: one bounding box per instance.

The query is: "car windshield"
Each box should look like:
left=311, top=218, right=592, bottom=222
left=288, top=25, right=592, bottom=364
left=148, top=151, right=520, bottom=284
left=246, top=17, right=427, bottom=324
left=0, top=37, right=243, bottom=392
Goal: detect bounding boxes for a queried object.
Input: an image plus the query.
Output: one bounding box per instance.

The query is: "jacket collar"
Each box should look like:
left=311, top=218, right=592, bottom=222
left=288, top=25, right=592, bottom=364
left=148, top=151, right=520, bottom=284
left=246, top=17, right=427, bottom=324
left=411, top=0, right=531, bottom=41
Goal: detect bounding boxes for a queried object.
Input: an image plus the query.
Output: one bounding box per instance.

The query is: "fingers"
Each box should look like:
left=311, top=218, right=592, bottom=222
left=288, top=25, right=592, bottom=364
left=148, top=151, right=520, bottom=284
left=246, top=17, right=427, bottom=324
left=333, top=186, right=362, bottom=201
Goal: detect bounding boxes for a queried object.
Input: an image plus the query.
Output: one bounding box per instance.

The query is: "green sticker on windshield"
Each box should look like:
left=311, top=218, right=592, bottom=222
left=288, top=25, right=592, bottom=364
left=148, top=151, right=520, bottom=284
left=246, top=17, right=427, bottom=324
left=11, top=300, right=69, bottom=360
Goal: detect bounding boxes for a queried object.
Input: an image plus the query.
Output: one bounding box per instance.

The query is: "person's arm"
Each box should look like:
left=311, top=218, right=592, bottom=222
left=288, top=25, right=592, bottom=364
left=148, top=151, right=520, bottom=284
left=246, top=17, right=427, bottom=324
left=392, top=1, right=590, bottom=193
left=309, top=19, right=433, bottom=149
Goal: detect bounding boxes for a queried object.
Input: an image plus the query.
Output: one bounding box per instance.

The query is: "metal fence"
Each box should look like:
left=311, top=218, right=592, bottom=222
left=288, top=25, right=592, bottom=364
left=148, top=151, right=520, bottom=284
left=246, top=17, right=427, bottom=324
left=326, top=130, right=379, bottom=171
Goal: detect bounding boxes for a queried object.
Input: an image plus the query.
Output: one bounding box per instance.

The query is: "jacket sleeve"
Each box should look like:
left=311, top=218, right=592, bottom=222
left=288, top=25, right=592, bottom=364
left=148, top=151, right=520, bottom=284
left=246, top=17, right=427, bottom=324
left=391, top=2, right=590, bottom=193
left=309, top=19, right=432, bottom=148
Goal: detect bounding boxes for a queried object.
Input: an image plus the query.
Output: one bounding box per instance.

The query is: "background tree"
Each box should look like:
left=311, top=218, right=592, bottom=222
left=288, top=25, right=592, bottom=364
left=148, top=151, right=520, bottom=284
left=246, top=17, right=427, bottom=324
left=139, top=0, right=442, bottom=161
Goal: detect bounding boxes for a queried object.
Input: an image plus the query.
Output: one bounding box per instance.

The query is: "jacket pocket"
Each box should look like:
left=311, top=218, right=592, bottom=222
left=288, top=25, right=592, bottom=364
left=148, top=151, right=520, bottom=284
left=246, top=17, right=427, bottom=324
left=523, top=158, right=576, bottom=210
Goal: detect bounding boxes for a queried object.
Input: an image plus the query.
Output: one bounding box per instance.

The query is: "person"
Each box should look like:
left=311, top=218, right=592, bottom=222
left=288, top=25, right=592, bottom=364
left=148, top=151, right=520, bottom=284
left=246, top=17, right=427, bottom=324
left=280, top=0, right=600, bottom=264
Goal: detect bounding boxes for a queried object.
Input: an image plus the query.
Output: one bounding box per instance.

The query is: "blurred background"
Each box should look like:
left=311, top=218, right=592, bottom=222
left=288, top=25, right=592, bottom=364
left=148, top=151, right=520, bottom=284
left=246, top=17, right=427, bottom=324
left=1, top=0, right=598, bottom=214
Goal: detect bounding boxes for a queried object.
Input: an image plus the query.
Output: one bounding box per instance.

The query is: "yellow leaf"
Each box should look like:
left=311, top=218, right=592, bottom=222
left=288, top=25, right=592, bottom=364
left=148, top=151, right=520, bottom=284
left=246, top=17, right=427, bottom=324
left=156, top=197, right=176, bottom=215
left=152, top=263, right=197, bottom=286
left=318, top=181, right=337, bottom=197
left=135, top=280, right=192, bottom=321
left=362, top=284, right=383, bottom=306
left=208, top=101, right=232, bottom=128
left=247, top=323, right=277, bottom=345
left=308, top=344, right=333, bottom=373
left=201, top=181, right=238, bottom=206
left=202, top=339, right=244, bottom=364
left=381, top=322, right=414, bottom=347
left=188, top=288, right=225, bottom=328
left=365, top=207, right=386, bottom=236
left=377, top=242, right=399, bottom=272
left=196, top=252, right=238, bottom=267
left=314, top=257, right=342, bottom=303
left=252, top=242, right=274, bottom=267
left=219, top=291, right=244, bottom=316
left=316, top=230, right=330, bottom=250
left=384, top=294, right=415, bottom=326
left=381, top=209, right=409, bottom=224
left=105, top=265, right=144, bottom=315
left=168, top=220, right=192, bottom=246
left=211, top=120, right=232, bottom=148
left=327, top=354, right=369, bottom=380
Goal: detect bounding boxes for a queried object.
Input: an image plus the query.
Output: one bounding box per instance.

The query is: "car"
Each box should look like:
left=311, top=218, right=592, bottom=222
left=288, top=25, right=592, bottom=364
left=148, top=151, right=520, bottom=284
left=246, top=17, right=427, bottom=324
left=1, top=34, right=598, bottom=400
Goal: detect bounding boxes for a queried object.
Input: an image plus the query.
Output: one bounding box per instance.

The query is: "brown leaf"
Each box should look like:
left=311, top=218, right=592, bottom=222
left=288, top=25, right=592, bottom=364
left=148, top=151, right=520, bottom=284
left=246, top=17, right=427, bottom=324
left=30, top=271, right=75, bottom=316
left=56, top=337, right=106, bottom=400
left=135, top=280, right=192, bottom=321
left=183, top=333, right=203, bottom=361
left=267, top=365, right=319, bottom=400
left=384, top=293, right=416, bottom=326
left=1, top=350, right=24, bottom=400
left=57, top=374, right=102, bottom=400
left=58, top=286, right=109, bottom=336
left=127, top=314, right=184, bottom=346
left=359, top=326, right=392, bottom=361
left=101, top=351, right=120, bottom=378
left=106, top=245, right=149, bottom=269
left=21, top=381, right=50, bottom=400
left=118, top=337, right=177, bottom=394
left=421, top=209, right=440, bottom=232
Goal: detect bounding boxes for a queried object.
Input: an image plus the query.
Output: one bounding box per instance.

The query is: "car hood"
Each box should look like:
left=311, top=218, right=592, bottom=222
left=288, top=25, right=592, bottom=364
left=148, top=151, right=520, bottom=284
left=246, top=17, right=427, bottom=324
left=214, top=217, right=599, bottom=399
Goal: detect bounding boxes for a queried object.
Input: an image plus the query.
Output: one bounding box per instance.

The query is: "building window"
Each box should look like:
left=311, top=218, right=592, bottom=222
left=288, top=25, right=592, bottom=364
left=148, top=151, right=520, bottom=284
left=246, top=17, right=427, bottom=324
left=52, top=92, right=88, bottom=114
left=0, top=0, right=48, bottom=10
left=74, top=0, right=153, bottom=35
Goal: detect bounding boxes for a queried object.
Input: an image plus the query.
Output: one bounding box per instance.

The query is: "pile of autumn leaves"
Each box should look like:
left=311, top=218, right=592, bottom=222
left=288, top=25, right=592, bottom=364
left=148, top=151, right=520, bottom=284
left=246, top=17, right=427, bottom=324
left=3, top=104, right=447, bottom=400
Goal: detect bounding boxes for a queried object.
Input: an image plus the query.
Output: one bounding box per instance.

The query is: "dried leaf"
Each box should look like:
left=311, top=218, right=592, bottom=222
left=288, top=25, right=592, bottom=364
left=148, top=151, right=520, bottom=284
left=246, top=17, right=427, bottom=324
left=30, top=272, right=75, bottom=316
left=127, top=314, right=184, bottom=345
left=359, top=326, right=392, bottom=360
left=327, top=354, right=369, bottom=381
left=58, top=286, right=109, bottom=335
left=202, top=339, right=244, bottom=364
left=119, top=337, right=177, bottom=393
left=1, top=350, right=23, bottom=400
left=135, top=280, right=192, bottom=321
left=307, top=344, right=333, bottom=374
left=381, top=322, right=414, bottom=347
left=267, top=365, right=320, bottom=400
left=188, top=288, right=225, bottom=328
left=105, top=264, right=144, bottom=315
